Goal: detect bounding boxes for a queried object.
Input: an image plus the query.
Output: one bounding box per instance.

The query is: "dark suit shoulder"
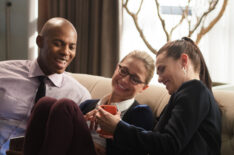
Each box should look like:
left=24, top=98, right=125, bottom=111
left=124, top=101, right=154, bottom=130
left=177, top=80, right=208, bottom=94
left=174, top=80, right=211, bottom=104
left=132, top=104, right=152, bottom=111
left=127, top=100, right=152, bottom=115
left=79, top=99, right=99, bottom=114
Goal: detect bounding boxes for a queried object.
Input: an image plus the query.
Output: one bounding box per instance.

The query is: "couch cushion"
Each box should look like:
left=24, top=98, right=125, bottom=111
left=213, top=90, right=234, bottom=155
left=70, top=73, right=112, bottom=99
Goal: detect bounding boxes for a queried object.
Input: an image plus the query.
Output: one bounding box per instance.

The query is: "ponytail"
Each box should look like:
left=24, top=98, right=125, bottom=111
left=181, top=37, right=212, bottom=90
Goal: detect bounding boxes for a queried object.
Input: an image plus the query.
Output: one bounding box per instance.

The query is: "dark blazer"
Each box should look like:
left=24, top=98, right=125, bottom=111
left=113, top=80, right=222, bottom=155
left=80, top=99, right=155, bottom=155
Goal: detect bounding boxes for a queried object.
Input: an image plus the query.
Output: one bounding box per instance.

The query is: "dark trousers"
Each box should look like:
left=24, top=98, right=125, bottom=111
left=24, top=97, right=96, bottom=155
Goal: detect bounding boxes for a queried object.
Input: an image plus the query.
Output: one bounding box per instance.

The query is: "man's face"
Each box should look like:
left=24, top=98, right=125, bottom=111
left=37, top=25, right=77, bottom=75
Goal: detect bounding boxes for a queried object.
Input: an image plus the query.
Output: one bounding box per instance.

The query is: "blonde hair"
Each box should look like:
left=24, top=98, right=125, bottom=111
left=121, top=50, right=155, bottom=84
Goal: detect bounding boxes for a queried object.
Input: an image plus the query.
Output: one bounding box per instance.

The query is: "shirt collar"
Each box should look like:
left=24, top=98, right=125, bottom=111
left=28, top=60, right=64, bottom=87
left=97, top=94, right=135, bottom=113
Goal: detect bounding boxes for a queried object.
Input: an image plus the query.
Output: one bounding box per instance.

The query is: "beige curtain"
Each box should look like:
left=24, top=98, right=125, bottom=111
left=38, top=0, right=120, bottom=77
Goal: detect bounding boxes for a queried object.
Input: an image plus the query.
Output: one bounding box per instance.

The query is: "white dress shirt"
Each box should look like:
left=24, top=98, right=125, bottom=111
left=0, top=60, right=91, bottom=154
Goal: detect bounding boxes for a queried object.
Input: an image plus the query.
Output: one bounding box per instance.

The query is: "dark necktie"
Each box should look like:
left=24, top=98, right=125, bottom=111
left=35, top=76, right=46, bottom=104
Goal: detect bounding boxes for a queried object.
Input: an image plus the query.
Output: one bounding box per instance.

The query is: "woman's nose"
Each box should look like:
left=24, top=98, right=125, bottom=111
left=158, top=76, right=163, bottom=83
left=121, top=74, right=131, bottom=83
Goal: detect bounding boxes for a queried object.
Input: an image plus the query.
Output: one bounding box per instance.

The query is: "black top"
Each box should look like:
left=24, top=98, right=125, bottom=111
left=80, top=99, right=155, bottom=155
left=113, top=80, right=221, bottom=155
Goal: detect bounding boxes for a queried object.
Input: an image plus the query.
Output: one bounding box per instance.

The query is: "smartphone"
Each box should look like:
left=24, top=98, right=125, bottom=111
left=100, top=105, right=117, bottom=115
left=99, top=105, right=117, bottom=135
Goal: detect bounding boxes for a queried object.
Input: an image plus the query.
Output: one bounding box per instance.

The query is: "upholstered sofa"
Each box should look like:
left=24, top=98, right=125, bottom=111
left=7, top=73, right=234, bottom=155
left=71, top=73, right=234, bottom=155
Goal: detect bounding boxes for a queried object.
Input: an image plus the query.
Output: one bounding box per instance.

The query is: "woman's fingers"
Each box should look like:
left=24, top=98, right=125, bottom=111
left=85, top=106, right=121, bottom=134
left=84, top=109, right=97, bottom=120
left=89, top=119, right=95, bottom=130
left=84, top=109, right=99, bottom=130
left=96, top=106, right=108, bottom=116
left=95, top=106, right=121, bottom=134
left=94, top=118, right=99, bottom=130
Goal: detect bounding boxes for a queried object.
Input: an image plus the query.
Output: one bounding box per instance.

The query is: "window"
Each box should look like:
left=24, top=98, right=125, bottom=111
left=120, top=0, right=234, bottom=85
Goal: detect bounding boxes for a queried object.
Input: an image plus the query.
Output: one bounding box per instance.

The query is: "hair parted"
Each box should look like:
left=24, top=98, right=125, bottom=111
left=121, top=50, right=155, bottom=84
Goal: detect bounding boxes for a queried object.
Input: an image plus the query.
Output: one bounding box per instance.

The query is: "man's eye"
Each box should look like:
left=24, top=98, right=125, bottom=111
left=53, top=41, right=62, bottom=47
left=69, top=45, right=76, bottom=51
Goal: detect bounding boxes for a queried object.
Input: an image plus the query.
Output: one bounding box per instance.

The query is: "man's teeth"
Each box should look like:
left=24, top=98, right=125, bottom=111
left=57, top=59, right=66, bottom=64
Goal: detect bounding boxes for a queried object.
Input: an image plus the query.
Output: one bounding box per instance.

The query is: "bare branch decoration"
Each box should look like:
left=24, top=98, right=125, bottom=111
left=196, top=0, right=228, bottom=44
left=123, top=0, right=157, bottom=54
left=122, top=0, right=228, bottom=54
left=189, top=0, right=218, bottom=37
left=155, top=0, right=170, bottom=41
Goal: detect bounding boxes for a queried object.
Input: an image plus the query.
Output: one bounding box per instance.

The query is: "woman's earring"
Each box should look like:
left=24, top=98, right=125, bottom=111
left=182, top=67, right=187, bottom=75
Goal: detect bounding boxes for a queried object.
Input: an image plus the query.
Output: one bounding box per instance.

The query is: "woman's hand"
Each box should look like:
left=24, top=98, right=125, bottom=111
left=96, top=106, right=121, bottom=135
left=84, top=109, right=98, bottom=131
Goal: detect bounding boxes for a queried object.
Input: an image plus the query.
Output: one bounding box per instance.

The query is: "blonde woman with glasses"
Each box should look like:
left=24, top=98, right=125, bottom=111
left=80, top=50, right=155, bottom=155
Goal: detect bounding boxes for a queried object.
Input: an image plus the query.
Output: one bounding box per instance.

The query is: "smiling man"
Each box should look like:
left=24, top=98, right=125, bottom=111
left=0, top=17, right=91, bottom=155
left=37, top=18, right=77, bottom=75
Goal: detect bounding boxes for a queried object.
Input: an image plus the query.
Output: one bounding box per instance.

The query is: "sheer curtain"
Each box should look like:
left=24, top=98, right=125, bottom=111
left=38, top=0, right=120, bottom=77
left=199, top=0, right=234, bottom=85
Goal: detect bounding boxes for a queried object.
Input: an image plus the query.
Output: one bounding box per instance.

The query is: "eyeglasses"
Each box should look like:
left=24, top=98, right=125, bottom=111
left=118, top=64, right=145, bottom=85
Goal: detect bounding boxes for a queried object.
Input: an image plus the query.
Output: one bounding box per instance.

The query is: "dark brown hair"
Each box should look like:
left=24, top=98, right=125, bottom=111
left=157, top=37, right=212, bottom=91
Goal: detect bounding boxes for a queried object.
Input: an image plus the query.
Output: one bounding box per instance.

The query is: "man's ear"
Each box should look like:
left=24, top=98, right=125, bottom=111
left=36, top=35, right=43, bottom=48
left=181, top=53, right=188, bottom=67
